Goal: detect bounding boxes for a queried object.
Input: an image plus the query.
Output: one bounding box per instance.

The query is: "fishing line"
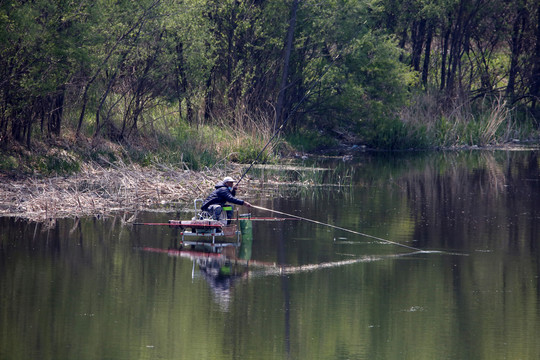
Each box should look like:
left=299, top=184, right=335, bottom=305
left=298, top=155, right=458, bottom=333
left=251, top=204, right=423, bottom=252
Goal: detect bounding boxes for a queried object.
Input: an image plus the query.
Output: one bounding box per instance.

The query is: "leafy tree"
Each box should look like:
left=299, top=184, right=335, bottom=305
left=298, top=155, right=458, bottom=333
left=278, top=0, right=417, bottom=145
left=1, top=0, right=537, bottom=152
left=0, top=0, right=97, bottom=146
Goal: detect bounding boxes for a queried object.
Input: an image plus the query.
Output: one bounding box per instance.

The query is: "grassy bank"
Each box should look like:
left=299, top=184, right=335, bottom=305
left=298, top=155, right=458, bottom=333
left=0, top=114, right=285, bottom=222
left=0, top=119, right=279, bottom=177
left=396, top=92, right=539, bottom=149
left=1, top=93, right=538, bottom=177
left=1, top=105, right=538, bottom=224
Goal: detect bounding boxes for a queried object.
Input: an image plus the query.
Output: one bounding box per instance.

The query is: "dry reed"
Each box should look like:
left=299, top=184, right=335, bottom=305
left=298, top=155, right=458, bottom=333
left=400, top=91, right=514, bottom=147
left=0, top=160, right=249, bottom=223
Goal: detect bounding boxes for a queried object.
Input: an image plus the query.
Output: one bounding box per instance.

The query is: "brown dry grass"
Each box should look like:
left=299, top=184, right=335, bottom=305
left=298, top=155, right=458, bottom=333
left=0, top=160, right=251, bottom=224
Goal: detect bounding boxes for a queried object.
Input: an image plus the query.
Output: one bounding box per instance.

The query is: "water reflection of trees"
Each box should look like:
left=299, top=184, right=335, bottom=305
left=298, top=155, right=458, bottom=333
left=398, top=151, right=539, bottom=252
left=253, top=151, right=540, bottom=267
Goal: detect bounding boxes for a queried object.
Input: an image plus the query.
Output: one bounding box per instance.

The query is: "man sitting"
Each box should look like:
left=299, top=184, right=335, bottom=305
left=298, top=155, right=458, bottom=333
left=200, top=176, right=251, bottom=224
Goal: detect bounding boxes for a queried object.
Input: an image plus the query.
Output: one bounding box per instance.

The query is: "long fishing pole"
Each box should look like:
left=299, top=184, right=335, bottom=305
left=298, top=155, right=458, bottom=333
left=251, top=204, right=423, bottom=252
left=230, top=46, right=423, bottom=252
left=235, top=54, right=341, bottom=187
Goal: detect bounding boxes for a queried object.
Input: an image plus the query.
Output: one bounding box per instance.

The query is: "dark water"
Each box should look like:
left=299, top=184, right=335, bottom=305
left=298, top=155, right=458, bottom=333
left=1, top=150, right=539, bottom=360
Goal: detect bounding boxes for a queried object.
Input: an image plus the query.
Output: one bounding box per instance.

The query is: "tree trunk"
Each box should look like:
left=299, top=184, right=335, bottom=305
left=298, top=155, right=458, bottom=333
left=398, top=28, right=408, bottom=62
left=76, top=87, right=89, bottom=137
left=75, top=4, right=151, bottom=138
left=25, top=114, right=32, bottom=149
left=176, top=42, right=193, bottom=124
left=49, top=85, right=65, bottom=137
left=274, top=0, right=299, bottom=132
left=203, top=62, right=217, bottom=123
left=95, top=44, right=135, bottom=138
left=447, top=27, right=461, bottom=94
left=422, top=23, right=433, bottom=87
left=506, top=5, right=527, bottom=101
left=0, top=91, right=9, bottom=140
left=411, top=19, right=426, bottom=71
left=440, top=25, right=451, bottom=91
left=94, top=73, right=117, bottom=138
left=11, top=109, right=22, bottom=143
left=446, top=0, right=469, bottom=95
left=128, top=31, right=163, bottom=136
left=529, top=4, right=540, bottom=117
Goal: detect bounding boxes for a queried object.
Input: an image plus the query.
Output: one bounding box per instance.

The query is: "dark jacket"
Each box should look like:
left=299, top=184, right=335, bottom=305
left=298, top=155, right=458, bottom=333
left=201, top=182, right=244, bottom=210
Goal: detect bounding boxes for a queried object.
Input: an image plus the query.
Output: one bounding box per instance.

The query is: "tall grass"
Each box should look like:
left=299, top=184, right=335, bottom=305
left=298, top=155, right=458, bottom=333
left=473, top=96, right=511, bottom=145
left=212, top=112, right=276, bottom=163
left=137, top=106, right=277, bottom=169
left=284, top=128, right=338, bottom=153
left=400, top=91, right=528, bottom=148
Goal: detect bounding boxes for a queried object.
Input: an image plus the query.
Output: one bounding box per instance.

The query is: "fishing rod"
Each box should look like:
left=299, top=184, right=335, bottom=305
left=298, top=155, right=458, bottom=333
left=235, top=54, right=341, bottom=187
left=224, top=46, right=426, bottom=253
left=251, top=205, right=424, bottom=252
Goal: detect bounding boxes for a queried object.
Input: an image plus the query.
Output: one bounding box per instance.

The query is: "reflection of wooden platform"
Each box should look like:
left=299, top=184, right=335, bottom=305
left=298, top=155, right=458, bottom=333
left=168, top=220, right=240, bottom=250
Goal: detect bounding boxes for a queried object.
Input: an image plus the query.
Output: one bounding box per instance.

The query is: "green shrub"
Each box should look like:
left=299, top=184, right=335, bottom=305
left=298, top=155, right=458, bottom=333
left=0, top=155, right=19, bottom=171
left=148, top=128, right=220, bottom=170
left=365, top=117, right=428, bottom=150
left=37, top=153, right=81, bottom=175
left=284, top=129, right=338, bottom=152
left=225, top=137, right=272, bottom=164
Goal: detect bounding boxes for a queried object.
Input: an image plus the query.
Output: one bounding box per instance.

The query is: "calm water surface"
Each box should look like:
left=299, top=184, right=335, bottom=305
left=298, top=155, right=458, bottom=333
left=1, top=150, right=539, bottom=360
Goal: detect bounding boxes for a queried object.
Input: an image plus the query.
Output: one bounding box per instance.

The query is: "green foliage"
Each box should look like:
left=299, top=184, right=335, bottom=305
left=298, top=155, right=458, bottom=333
left=364, top=117, right=428, bottom=150
left=400, top=90, right=540, bottom=148
left=434, top=116, right=455, bottom=147
left=284, top=129, right=338, bottom=152
left=297, top=2, right=418, bottom=141
left=37, top=153, right=81, bottom=176
left=226, top=137, right=270, bottom=164
left=347, top=32, right=418, bottom=110
left=153, top=130, right=220, bottom=171
left=151, top=147, right=218, bottom=171
left=1, top=0, right=538, bottom=155
left=0, top=155, right=19, bottom=172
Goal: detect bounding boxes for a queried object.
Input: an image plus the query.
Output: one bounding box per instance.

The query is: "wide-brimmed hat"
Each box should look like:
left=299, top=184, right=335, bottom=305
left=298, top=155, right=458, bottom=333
left=223, top=176, right=236, bottom=183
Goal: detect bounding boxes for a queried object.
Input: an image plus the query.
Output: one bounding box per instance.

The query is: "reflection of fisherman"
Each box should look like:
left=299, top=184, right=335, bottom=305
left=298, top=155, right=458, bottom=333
left=197, top=257, right=246, bottom=311
left=201, top=177, right=251, bottom=223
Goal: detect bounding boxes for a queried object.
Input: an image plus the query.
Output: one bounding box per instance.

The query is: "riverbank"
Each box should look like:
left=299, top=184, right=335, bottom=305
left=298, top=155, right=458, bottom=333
left=0, top=129, right=301, bottom=224
left=2, top=137, right=539, bottom=225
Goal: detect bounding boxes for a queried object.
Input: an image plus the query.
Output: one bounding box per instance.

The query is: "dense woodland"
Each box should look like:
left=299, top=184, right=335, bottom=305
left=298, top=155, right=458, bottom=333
left=1, top=0, right=539, bottom=154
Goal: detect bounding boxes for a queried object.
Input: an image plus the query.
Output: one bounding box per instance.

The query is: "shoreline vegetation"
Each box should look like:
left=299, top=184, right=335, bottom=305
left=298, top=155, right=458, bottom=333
left=1, top=133, right=539, bottom=225
left=0, top=131, right=324, bottom=224
left=2, top=1, right=539, bottom=152
left=2, top=1, right=539, bottom=222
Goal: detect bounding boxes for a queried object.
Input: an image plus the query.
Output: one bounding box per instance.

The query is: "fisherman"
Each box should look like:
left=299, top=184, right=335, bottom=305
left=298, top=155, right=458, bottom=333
left=201, top=176, right=251, bottom=223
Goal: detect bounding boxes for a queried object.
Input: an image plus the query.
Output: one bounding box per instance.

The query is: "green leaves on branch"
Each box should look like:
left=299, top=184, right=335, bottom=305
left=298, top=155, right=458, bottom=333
left=3, top=0, right=535, bottom=153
